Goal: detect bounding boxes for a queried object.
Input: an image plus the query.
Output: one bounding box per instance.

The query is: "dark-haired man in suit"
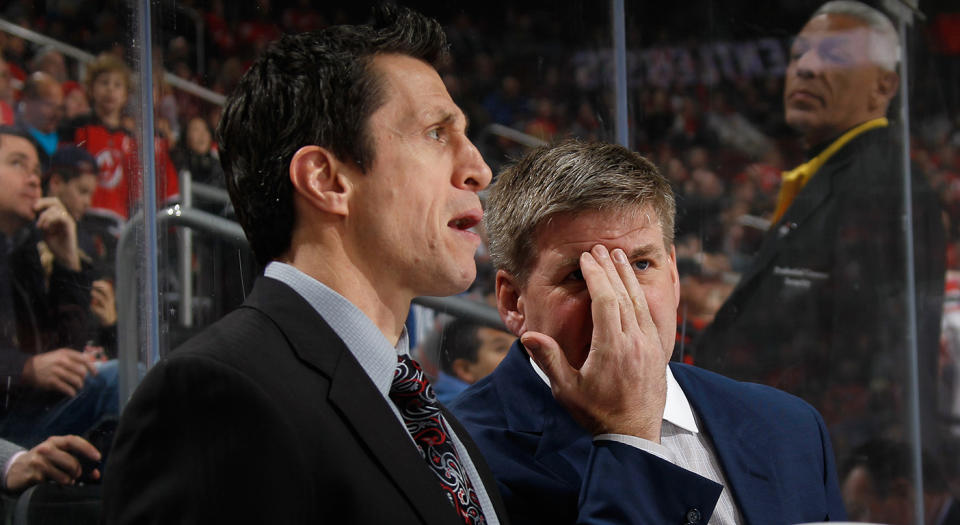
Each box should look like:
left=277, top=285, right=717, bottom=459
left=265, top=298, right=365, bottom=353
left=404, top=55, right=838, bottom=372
left=104, top=7, right=507, bottom=524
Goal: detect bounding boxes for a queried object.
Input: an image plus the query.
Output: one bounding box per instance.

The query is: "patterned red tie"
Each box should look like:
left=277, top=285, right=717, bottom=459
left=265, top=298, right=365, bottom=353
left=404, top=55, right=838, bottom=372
left=390, top=354, right=487, bottom=525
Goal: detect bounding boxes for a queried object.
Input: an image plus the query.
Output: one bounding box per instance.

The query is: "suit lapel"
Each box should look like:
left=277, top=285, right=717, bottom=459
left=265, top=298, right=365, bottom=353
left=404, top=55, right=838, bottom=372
left=494, top=342, right=592, bottom=479
left=244, top=277, right=458, bottom=525
left=731, top=154, right=847, bottom=300
left=671, top=364, right=782, bottom=525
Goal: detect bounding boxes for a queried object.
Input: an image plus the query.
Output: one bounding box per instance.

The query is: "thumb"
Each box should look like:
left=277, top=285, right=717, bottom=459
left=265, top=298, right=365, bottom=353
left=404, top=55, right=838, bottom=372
left=521, top=332, right=575, bottom=389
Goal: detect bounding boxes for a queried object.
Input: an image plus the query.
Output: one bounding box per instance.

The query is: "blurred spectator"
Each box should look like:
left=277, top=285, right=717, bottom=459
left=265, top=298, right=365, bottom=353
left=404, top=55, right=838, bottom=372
left=840, top=438, right=960, bottom=524
left=568, top=99, right=602, bottom=141
left=43, top=146, right=117, bottom=360
left=483, top=76, right=526, bottom=127
left=704, top=90, right=773, bottom=158
left=675, top=254, right=735, bottom=361
left=0, top=57, right=15, bottom=126
left=152, top=59, right=179, bottom=144
left=60, top=53, right=136, bottom=223
left=524, top=97, right=559, bottom=142
left=171, top=116, right=224, bottom=189
left=61, top=53, right=179, bottom=223
left=17, top=71, right=64, bottom=157
left=0, top=126, right=117, bottom=448
left=60, top=80, right=89, bottom=121
left=280, top=0, right=326, bottom=33
left=28, top=46, right=68, bottom=84
left=427, top=318, right=513, bottom=404
left=43, top=146, right=97, bottom=253
left=943, top=270, right=960, bottom=433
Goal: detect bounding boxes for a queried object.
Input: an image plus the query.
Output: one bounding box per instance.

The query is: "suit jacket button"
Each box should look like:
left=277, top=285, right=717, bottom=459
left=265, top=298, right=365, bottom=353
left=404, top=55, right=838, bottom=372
left=685, top=508, right=701, bottom=524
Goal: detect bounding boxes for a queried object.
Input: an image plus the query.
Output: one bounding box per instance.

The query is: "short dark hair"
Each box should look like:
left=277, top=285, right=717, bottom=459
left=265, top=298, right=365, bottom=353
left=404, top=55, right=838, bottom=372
left=435, top=318, right=483, bottom=375
left=0, top=125, right=41, bottom=156
left=0, top=125, right=45, bottom=174
left=217, top=5, right=449, bottom=268
left=43, top=145, right=97, bottom=190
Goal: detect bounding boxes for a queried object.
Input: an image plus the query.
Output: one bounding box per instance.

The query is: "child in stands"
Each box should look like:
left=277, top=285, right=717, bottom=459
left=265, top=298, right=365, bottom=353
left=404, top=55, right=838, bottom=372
left=60, top=53, right=178, bottom=225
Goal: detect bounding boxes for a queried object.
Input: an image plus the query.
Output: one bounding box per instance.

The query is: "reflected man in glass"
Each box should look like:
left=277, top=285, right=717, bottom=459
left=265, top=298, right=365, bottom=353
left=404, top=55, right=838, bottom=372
left=695, top=0, right=946, bottom=463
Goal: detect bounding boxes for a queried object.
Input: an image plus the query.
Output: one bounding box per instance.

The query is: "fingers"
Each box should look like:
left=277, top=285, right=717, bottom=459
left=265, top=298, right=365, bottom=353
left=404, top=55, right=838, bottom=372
left=521, top=332, right=575, bottom=391
left=92, top=280, right=115, bottom=296
left=55, top=435, right=101, bottom=463
left=50, top=377, right=79, bottom=398
left=580, top=249, right=622, bottom=343
left=27, top=435, right=100, bottom=487
left=610, top=248, right=655, bottom=332
left=43, top=350, right=96, bottom=396
left=32, top=196, right=63, bottom=213
left=34, top=199, right=73, bottom=230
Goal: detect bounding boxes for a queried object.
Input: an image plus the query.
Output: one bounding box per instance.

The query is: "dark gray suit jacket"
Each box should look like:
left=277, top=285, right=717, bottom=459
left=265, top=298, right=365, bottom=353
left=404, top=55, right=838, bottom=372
left=103, top=276, right=508, bottom=524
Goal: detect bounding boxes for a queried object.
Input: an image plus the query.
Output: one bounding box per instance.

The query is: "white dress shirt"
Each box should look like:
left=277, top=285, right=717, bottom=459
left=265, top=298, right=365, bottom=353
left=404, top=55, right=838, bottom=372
left=532, top=358, right=742, bottom=524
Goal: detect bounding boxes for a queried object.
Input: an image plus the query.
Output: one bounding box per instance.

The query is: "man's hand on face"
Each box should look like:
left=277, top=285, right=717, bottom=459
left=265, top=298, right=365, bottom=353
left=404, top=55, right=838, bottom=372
left=5, top=435, right=101, bottom=492
left=521, top=245, right=667, bottom=442
left=21, top=348, right=98, bottom=397
left=34, top=197, right=80, bottom=272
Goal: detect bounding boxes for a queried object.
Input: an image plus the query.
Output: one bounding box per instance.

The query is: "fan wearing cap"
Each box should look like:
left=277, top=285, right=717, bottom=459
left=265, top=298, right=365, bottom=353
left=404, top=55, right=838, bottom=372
left=43, top=146, right=117, bottom=359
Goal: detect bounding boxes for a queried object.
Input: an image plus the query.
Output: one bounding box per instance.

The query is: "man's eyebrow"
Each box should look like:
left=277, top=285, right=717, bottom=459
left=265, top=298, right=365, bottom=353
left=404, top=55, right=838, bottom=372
left=6, top=152, right=31, bottom=165
left=557, top=243, right=662, bottom=269
left=424, top=108, right=468, bottom=129
left=627, top=244, right=661, bottom=259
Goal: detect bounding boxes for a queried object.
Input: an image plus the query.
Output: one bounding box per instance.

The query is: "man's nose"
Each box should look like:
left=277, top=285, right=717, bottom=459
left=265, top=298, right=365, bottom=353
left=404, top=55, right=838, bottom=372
left=453, top=136, right=493, bottom=192
left=793, top=49, right=820, bottom=79
left=26, top=172, right=40, bottom=189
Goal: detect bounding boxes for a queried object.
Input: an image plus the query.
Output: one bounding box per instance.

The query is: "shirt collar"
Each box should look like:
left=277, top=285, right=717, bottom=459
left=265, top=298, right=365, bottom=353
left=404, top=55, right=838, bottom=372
left=529, top=357, right=699, bottom=434
left=264, top=261, right=408, bottom=397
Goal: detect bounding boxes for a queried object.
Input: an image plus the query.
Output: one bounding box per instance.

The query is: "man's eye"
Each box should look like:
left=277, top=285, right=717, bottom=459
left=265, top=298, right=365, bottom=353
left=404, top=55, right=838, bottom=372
left=633, top=260, right=650, bottom=272
left=819, top=42, right=851, bottom=64
left=566, top=268, right=584, bottom=282
left=788, top=41, right=808, bottom=61
left=427, top=128, right=442, bottom=141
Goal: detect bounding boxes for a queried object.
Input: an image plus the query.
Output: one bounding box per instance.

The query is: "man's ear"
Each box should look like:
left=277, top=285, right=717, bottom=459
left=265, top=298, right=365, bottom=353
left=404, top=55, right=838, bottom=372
left=496, top=269, right=525, bottom=336
left=288, top=145, right=352, bottom=216
left=46, top=173, right=64, bottom=196
left=451, top=358, right=477, bottom=384
left=870, top=69, right=899, bottom=113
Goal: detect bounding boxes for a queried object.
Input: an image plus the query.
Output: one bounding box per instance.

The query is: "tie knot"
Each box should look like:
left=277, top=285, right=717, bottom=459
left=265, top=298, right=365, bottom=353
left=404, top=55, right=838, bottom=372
left=390, top=354, right=441, bottom=416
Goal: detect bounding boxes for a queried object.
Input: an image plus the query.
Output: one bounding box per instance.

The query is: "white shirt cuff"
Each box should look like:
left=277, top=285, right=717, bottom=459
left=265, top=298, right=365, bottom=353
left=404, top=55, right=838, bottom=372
left=594, top=433, right=678, bottom=464
left=2, top=451, right=26, bottom=490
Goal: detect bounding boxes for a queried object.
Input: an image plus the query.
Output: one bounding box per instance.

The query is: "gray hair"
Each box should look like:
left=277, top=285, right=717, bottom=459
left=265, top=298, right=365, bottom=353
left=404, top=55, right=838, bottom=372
left=811, top=0, right=900, bottom=71
left=485, top=139, right=675, bottom=284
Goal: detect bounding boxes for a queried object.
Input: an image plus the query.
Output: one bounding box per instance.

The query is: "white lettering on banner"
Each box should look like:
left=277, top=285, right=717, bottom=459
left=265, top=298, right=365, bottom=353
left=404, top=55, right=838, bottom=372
left=571, top=37, right=791, bottom=89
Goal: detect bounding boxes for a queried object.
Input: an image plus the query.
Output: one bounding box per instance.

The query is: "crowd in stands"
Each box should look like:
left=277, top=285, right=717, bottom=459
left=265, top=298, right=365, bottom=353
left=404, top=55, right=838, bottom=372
left=0, top=0, right=957, bottom=503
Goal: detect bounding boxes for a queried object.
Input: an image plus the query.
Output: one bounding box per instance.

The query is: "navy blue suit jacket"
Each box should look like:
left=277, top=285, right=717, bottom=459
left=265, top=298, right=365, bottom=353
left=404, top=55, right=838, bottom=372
left=450, top=341, right=846, bottom=524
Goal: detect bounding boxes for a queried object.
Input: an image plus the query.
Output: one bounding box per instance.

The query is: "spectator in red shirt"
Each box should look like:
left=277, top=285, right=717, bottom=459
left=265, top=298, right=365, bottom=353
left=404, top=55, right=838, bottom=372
left=60, top=54, right=178, bottom=223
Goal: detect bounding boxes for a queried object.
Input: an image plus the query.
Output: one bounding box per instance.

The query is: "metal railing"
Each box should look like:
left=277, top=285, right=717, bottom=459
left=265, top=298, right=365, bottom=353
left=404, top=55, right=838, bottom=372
left=116, top=205, right=247, bottom=406
left=0, top=17, right=225, bottom=107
